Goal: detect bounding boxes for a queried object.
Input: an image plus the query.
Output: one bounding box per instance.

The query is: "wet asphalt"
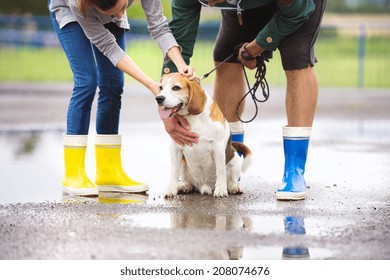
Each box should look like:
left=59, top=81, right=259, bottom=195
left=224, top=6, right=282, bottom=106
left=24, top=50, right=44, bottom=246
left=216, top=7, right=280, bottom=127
left=0, top=83, right=389, bottom=260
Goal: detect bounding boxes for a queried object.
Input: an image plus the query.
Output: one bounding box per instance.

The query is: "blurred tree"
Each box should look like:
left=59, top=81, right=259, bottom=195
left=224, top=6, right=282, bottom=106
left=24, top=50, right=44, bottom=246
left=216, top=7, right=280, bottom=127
left=327, top=0, right=350, bottom=13
left=0, top=0, right=172, bottom=17
left=0, top=1, right=49, bottom=15
left=327, top=0, right=390, bottom=13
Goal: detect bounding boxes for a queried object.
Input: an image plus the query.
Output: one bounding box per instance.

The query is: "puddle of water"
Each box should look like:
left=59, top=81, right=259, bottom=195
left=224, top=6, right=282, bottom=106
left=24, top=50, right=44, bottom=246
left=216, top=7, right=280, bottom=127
left=1, top=119, right=390, bottom=204
left=104, top=210, right=337, bottom=260
left=0, top=131, right=63, bottom=203
left=0, top=123, right=171, bottom=204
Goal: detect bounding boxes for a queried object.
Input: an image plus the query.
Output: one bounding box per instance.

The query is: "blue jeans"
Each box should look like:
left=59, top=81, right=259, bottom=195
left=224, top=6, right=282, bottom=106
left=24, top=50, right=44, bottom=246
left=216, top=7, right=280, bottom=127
left=49, top=2, right=125, bottom=135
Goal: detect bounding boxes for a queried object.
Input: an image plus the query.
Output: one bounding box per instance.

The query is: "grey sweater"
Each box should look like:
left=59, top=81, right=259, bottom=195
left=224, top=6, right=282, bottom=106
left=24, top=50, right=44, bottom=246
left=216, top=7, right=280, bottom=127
left=49, top=0, right=178, bottom=66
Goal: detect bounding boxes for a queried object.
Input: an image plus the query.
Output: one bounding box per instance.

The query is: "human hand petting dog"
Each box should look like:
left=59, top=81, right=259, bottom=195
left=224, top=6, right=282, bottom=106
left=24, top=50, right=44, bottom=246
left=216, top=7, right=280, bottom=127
left=177, top=64, right=198, bottom=81
left=167, top=46, right=198, bottom=81
left=163, top=116, right=199, bottom=146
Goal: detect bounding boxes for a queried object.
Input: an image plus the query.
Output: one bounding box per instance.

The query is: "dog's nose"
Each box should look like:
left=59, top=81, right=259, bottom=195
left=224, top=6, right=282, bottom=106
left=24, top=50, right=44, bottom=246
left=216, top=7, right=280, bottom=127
left=156, top=95, right=165, bottom=105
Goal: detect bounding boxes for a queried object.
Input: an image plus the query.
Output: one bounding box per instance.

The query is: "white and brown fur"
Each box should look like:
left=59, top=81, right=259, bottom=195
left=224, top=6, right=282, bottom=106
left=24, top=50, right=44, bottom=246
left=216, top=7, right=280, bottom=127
left=156, top=73, right=252, bottom=198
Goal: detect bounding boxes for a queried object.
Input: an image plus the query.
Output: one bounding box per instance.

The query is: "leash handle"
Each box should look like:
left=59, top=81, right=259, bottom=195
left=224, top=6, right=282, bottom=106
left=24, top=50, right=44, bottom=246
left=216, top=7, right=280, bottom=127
left=199, top=44, right=270, bottom=123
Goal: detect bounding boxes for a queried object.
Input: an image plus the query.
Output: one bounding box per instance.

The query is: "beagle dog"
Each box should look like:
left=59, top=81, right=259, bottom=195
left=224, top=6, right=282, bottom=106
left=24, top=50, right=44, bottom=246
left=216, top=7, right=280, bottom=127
left=156, top=73, right=252, bottom=198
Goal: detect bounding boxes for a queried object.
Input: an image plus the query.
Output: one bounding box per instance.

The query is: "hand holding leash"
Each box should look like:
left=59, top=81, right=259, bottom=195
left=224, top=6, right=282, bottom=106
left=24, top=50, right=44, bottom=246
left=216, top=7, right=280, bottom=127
left=238, top=43, right=257, bottom=70
left=200, top=42, right=270, bottom=123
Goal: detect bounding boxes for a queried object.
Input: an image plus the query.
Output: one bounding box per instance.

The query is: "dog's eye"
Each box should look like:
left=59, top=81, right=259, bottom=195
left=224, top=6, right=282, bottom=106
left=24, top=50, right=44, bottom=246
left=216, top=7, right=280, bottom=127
left=159, top=85, right=163, bottom=91
left=172, top=85, right=181, bottom=91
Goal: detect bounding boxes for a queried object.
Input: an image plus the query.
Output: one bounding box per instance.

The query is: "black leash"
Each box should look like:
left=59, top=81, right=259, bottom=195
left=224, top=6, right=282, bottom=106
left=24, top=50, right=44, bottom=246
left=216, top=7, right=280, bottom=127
left=200, top=47, right=270, bottom=123
left=199, top=52, right=237, bottom=81
left=237, top=54, right=269, bottom=123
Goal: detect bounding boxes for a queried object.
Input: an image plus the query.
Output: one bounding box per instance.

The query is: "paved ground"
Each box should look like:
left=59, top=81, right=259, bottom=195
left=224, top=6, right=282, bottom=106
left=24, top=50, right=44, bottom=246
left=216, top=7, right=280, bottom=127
left=0, top=83, right=389, bottom=260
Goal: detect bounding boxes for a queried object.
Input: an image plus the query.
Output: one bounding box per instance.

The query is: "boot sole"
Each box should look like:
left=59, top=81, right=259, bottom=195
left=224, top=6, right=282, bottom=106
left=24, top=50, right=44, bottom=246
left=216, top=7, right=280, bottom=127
left=97, top=185, right=149, bottom=193
left=62, top=186, right=99, bottom=197
left=276, top=191, right=306, bottom=201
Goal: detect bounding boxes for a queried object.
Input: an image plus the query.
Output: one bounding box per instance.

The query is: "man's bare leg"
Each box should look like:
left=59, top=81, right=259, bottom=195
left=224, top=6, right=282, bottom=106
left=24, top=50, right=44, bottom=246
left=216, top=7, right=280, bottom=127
left=214, top=62, right=246, bottom=142
left=277, top=66, right=318, bottom=200
left=285, top=66, right=318, bottom=127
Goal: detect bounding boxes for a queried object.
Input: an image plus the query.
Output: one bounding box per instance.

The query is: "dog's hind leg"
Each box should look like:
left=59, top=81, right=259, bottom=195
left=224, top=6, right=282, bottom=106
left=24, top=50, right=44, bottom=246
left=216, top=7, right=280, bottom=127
left=227, top=175, right=241, bottom=195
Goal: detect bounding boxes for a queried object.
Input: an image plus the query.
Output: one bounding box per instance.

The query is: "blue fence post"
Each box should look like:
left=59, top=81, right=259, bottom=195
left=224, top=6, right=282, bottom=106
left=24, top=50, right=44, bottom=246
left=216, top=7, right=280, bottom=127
left=358, top=23, right=366, bottom=88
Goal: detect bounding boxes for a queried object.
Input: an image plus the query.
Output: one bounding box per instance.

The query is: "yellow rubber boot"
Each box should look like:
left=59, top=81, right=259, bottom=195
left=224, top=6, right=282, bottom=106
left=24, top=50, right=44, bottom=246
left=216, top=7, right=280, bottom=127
left=95, top=135, right=148, bottom=193
left=63, top=135, right=98, bottom=196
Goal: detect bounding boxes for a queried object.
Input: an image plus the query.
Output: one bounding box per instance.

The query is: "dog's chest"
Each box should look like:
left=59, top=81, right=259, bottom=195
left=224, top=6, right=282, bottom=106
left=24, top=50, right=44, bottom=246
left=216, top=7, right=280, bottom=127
left=179, top=113, right=229, bottom=181
left=185, top=111, right=226, bottom=140
left=181, top=141, right=218, bottom=181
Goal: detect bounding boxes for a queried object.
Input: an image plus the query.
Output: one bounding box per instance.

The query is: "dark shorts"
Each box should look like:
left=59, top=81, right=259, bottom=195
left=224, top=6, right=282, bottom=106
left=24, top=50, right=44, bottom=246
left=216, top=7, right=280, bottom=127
left=213, top=0, right=327, bottom=70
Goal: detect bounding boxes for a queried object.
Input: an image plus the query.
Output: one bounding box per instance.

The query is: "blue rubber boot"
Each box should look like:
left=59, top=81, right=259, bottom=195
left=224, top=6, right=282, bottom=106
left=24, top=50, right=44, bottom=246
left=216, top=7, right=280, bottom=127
left=277, top=126, right=311, bottom=201
left=229, top=121, right=244, bottom=143
left=282, top=216, right=310, bottom=259
left=231, top=133, right=244, bottom=143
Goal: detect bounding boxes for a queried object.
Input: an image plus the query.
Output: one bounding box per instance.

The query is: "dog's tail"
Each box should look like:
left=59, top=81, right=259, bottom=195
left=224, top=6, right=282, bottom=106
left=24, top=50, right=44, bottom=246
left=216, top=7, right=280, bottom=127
left=231, top=142, right=253, bottom=172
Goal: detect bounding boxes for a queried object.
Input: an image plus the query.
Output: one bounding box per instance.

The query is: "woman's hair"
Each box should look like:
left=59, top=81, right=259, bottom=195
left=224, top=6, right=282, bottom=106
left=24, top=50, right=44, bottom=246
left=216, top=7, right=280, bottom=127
left=78, top=0, right=119, bottom=18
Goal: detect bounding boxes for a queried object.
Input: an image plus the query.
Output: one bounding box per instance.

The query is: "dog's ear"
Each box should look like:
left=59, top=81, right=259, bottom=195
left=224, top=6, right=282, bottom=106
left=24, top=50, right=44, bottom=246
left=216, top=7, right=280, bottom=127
left=188, top=81, right=206, bottom=115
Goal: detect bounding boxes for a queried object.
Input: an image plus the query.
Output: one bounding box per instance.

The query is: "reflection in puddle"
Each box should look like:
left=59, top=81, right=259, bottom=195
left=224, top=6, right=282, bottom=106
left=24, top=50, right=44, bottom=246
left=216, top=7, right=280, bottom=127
left=62, top=195, right=98, bottom=204
left=107, top=210, right=335, bottom=259
left=170, top=213, right=252, bottom=260
left=95, top=195, right=334, bottom=260
left=282, top=216, right=310, bottom=260
left=120, top=212, right=253, bottom=260
left=4, top=131, right=41, bottom=158
left=98, top=192, right=149, bottom=205
left=243, top=215, right=334, bottom=260
left=62, top=192, right=149, bottom=205
left=60, top=188, right=337, bottom=260
left=0, top=131, right=63, bottom=204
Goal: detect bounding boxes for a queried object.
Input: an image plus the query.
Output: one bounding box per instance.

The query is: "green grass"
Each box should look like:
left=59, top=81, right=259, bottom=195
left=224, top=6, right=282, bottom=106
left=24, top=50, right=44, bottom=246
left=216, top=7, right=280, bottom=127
left=0, top=47, right=72, bottom=82
left=1, top=34, right=389, bottom=88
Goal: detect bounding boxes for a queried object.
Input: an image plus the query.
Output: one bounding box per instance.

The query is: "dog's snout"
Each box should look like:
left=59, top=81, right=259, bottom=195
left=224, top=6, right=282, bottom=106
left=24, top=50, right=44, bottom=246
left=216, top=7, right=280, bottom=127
left=156, top=95, right=165, bottom=105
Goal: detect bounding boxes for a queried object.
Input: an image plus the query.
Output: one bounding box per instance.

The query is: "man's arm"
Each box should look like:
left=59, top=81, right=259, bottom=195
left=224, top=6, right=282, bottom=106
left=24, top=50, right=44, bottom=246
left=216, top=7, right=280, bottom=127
left=163, top=0, right=202, bottom=72
left=238, top=0, right=316, bottom=67
left=161, top=0, right=202, bottom=145
left=255, top=0, right=316, bottom=52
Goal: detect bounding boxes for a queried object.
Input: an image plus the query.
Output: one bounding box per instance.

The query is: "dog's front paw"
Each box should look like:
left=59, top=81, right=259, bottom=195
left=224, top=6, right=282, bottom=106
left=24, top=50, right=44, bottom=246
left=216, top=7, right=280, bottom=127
left=213, top=186, right=228, bottom=198
left=164, top=185, right=178, bottom=199
left=164, top=193, right=176, bottom=199
left=177, top=181, right=193, bottom=194
left=228, top=183, right=243, bottom=195
left=200, top=184, right=212, bottom=195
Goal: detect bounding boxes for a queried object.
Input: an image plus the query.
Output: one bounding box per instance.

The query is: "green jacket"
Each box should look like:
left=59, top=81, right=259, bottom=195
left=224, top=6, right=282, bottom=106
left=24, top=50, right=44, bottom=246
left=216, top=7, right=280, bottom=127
left=164, top=0, right=315, bottom=71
